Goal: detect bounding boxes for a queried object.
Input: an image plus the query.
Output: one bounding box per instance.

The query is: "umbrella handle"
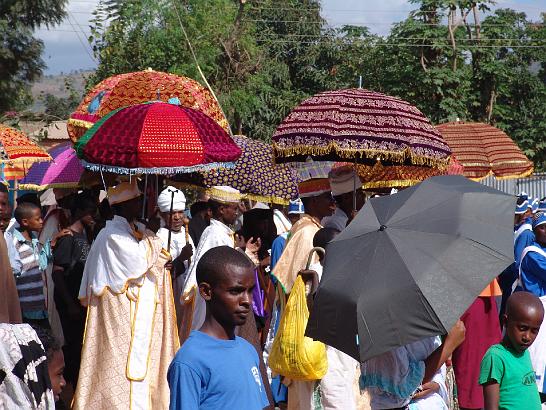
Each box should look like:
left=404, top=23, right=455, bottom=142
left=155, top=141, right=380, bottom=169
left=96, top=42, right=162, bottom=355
left=305, top=247, right=325, bottom=270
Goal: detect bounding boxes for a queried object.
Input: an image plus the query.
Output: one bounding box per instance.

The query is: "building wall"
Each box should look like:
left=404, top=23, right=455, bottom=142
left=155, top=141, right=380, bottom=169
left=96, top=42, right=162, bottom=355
left=480, top=173, right=546, bottom=199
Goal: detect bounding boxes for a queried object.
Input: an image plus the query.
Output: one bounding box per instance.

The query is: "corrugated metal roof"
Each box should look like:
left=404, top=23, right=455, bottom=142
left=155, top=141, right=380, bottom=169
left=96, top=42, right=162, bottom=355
left=480, top=173, right=546, bottom=199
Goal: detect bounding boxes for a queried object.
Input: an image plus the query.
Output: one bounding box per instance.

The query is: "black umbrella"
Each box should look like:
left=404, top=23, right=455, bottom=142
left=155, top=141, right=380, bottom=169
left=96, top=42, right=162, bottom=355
left=306, top=175, right=514, bottom=362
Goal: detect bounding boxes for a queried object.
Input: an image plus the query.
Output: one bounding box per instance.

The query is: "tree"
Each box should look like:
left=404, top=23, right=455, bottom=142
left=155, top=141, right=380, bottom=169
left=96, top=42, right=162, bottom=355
left=0, top=0, right=68, bottom=112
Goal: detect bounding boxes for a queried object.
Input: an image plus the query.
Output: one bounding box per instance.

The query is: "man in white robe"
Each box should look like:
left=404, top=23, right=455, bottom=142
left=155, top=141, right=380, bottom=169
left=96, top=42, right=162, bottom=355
left=74, top=181, right=178, bottom=410
left=322, top=166, right=364, bottom=232
left=156, top=186, right=194, bottom=341
left=180, top=186, right=242, bottom=338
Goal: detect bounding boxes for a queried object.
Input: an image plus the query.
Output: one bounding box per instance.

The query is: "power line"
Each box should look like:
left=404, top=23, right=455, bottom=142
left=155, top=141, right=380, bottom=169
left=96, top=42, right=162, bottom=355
left=254, top=33, right=544, bottom=42
left=66, top=12, right=97, bottom=62
left=254, top=39, right=545, bottom=48
left=245, top=18, right=545, bottom=27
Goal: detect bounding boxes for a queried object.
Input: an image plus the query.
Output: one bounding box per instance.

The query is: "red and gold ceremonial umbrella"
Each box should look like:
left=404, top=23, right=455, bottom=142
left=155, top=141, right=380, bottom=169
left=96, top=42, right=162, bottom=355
left=436, top=121, right=533, bottom=180
left=272, top=88, right=451, bottom=169
left=67, top=69, right=229, bottom=142
left=75, top=101, right=241, bottom=175
left=0, top=124, right=51, bottom=175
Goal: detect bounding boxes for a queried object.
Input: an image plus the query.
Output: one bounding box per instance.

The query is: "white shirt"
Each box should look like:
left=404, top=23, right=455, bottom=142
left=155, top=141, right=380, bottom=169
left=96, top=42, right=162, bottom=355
left=322, top=208, right=348, bottom=232
left=183, top=219, right=235, bottom=330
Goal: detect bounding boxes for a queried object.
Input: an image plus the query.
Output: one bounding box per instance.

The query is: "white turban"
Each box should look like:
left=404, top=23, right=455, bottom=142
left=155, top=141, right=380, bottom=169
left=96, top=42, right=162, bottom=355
left=157, top=186, right=186, bottom=212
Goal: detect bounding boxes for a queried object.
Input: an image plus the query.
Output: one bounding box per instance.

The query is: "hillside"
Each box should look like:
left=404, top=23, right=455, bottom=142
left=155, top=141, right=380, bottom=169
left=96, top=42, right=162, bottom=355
left=30, top=70, right=92, bottom=112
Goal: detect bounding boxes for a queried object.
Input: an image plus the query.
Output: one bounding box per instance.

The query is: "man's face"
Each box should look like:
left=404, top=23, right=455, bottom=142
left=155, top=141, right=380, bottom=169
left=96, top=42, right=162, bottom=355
left=23, top=208, right=43, bottom=232
left=0, top=192, right=9, bottom=214
left=504, top=308, right=543, bottom=353
left=160, top=210, right=185, bottom=232
left=314, top=192, right=335, bottom=219
left=219, top=203, right=239, bottom=226
left=535, top=224, right=546, bottom=247
left=201, top=265, right=255, bottom=327
left=48, top=350, right=66, bottom=402
left=121, top=196, right=142, bottom=221
left=288, top=213, right=301, bottom=225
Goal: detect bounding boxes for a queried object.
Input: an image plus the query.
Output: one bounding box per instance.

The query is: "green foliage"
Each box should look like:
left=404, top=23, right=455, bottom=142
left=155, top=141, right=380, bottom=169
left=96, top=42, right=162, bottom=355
left=0, top=0, right=68, bottom=112
left=85, top=0, right=545, bottom=169
left=40, top=78, right=82, bottom=120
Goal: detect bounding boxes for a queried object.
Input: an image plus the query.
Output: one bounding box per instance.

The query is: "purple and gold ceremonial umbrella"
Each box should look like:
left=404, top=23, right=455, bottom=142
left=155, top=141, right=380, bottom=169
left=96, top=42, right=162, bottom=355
left=18, top=142, right=84, bottom=190
left=171, top=135, right=300, bottom=205
left=272, top=88, right=451, bottom=169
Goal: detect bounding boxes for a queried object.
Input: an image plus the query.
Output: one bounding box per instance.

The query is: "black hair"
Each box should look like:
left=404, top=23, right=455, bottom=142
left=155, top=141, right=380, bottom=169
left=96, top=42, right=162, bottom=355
left=14, top=202, right=40, bottom=224
left=32, top=326, right=62, bottom=361
left=208, top=199, right=222, bottom=215
left=313, top=227, right=340, bottom=249
left=70, top=193, right=97, bottom=218
left=301, top=197, right=312, bottom=210
left=190, top=201, right=210, bottom=217
left=196, top=246, right=254, bottom=286
left=17, top=193, right=41, bottom=207
left=0, top=183, right=8, bottom=194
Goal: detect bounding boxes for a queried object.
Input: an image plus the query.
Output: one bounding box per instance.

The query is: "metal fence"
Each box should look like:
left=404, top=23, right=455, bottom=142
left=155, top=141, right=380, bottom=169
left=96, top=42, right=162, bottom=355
left=480, top=173, right=546, bottom=199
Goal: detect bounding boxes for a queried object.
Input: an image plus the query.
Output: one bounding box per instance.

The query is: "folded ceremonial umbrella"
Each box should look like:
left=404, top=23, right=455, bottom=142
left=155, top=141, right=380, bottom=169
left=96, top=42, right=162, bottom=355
left=67, top=69, right=230, bottom=142
left=306, top=175, right=514, bottom=362
left=170, top=135, right=300, bottom=205
left=75, top=101, right=241, bottom=175
left=18, top=142, right=84, bottom=190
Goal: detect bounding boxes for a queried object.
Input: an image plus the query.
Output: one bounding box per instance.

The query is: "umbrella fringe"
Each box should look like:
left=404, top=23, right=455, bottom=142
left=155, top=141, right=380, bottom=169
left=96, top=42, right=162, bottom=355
left=167, top=180, right=292, bottom=205
left=362, top=179, right=424, bottom=190
left=467, top=166, right=535, bottom=181
left=18, top=182, right=80, bottom=191
left=67, top=118, right=94, bottom=129
left=82, top=161, right=237, bottom=175
left=272, top=142, right=450, bottom=170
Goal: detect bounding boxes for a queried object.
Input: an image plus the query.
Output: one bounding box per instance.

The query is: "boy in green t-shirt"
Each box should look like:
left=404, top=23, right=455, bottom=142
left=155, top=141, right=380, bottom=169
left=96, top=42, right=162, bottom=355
left=479, top=291, right=544, bottom=410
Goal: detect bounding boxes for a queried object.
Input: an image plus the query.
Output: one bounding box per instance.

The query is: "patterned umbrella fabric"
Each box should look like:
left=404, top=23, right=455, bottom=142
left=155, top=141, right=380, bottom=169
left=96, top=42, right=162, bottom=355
left=272, top=88, right=451, bottom=168
left=171, top=135, right=300, bottom=204
left=436, top=121, right=533, bottom=180
left=67, top=69, right=229, bottom=142
left=75, top=101, right=241, bottom=175
left=0, top=124, right=51, bottom=167
left=358, top=156, right=465, bottom=190
left=18, top=142, right=84, bottom=190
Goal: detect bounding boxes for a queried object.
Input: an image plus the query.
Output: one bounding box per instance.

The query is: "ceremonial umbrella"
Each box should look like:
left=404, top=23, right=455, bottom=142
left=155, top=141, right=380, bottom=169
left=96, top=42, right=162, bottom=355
left=0, top=124, right=51, bottom=167
left=306, top=175, right=514, bottom=362
left=272, top=88, right=451, bottom=168
left=358, top=156, right=465, bottom=191
left=67, top=69, right=229, bottom=142
left=18, top=142, right=84, bottom=190
left=75, top=101, right=241, bottom=175
left=171, top=135, right=300, bottom=205
left=436, top=121, right=533, bottom=180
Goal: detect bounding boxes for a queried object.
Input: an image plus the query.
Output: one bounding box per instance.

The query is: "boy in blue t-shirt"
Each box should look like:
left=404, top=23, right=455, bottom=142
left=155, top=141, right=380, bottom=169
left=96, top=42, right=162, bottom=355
left=168, top=246, right=270, bottom=410
left=479, top=291, right=544, bottom=410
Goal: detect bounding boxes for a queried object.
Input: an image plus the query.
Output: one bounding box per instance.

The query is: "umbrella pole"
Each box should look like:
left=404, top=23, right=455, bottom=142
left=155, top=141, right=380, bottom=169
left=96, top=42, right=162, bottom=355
left=166, top=189, right=175, bottom=252
left=141, top=174, right=148, bottom=220
left=353, top=160, right=357, bottom=212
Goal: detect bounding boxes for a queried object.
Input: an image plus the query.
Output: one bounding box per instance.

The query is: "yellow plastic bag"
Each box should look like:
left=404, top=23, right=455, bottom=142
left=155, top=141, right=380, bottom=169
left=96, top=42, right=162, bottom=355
left=268, top=276, right=328, bottom=380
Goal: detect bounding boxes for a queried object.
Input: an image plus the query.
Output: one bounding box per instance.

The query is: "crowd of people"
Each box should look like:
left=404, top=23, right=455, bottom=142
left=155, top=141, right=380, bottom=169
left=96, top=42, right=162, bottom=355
left=0, top=166, right=545, bottom=410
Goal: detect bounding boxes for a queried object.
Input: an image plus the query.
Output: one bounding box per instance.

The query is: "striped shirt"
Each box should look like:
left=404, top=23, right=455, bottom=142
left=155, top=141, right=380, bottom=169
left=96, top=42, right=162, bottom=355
left=11, top=229, right=48, bottom=318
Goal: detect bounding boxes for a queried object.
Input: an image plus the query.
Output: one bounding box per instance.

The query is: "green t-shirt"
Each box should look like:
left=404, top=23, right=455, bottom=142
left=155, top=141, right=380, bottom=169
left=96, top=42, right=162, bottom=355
left=479, top=343, right=541, bottom=410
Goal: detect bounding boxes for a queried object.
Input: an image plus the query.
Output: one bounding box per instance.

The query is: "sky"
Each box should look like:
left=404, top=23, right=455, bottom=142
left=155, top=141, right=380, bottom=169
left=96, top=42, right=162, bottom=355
left=36, top=0, right=545, bottom=75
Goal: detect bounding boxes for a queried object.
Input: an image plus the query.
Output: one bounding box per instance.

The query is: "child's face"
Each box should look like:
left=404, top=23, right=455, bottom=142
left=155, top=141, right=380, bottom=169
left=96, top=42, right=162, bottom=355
left=48, top=349, right=66, bottom=401
left=202, top=265, right=255, bottom=328
left=0, top=212, right=11, bottom=232
left=22, top=208, right=43, bottom=232
left=504, top=308, right=543, bottom=353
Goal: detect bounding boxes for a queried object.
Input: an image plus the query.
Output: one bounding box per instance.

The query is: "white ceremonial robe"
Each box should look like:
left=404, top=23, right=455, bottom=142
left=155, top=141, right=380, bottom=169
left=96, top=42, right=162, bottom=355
left=321, top=208, right=348, bottom=232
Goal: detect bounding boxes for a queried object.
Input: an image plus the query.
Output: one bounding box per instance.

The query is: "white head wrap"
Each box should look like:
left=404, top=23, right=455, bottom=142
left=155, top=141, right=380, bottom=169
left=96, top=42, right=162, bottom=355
left=157, top=186, right=186, bottom=212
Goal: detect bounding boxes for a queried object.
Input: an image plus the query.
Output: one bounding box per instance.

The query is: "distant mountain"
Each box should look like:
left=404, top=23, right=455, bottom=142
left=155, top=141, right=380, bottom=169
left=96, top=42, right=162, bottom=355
left=30, top=70, right=93, bottom=112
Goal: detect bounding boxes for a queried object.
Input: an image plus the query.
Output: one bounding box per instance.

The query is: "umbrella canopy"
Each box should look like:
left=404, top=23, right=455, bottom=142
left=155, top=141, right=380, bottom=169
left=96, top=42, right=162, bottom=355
left=272, top=88, right=451, bottom=168
left=75, top=101, right=241, bottom=175
left=18, top=142, right=84, bottom=190
left=0, top=124, right=51, bottom=167
left=436, top=121, right=533, bottom=180
left=67, top=69, right=229, bottom=142
left=171, top=135, right=300, bottom=204
left=306, top=175, right=514, bottom=362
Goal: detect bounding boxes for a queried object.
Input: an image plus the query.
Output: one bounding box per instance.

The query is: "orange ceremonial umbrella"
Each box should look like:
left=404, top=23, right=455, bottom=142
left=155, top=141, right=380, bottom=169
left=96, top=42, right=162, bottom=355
left=436, top=121, right=533, bottom=180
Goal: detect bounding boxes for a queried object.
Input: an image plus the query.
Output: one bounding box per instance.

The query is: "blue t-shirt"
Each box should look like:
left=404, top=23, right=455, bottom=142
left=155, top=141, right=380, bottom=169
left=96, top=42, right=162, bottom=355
left=168, top=330, right=269, bottom=410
